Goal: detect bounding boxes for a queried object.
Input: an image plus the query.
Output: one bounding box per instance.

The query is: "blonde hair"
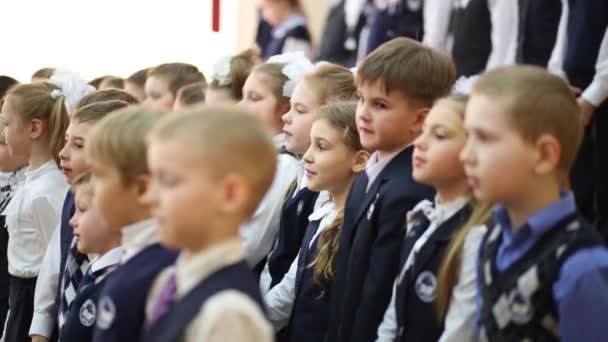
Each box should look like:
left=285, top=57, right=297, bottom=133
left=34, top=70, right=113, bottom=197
left=473, top=65, right=583, bottom=180
left=72, top=171, right=93, bottom=188
left=150, top=105, right=277, bottom=217
left=251, top=63, right=290, bottom=106
left=148, top=63, right=207, bottom=96
left=85, top=106, right=164, bottom=184
left=209, top=49, right=259, bottom=101
left=303, top=63, right=356, bottom=104
left=5, top=81, right=70, bottom=166
left=77, top=89, right=139, bottom=108
left=357, top=37, right=456, bottom=107
left=312, top=102, right=363, bottom=294
left=72, top=100, right=130, bottom=123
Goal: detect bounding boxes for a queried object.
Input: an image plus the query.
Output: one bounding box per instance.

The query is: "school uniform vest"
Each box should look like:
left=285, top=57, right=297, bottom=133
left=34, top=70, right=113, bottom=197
left=366, top=0, right=424, bottom=54
left=263, top=26, right=311, bottom=60
left=59, top=265, right=114, bottom=342
left=284, top=220, right=331, bottom=342
left=268, top=188, right=319, bottom=288
left=55, top=191, right=76, bottom=324
left=142, top=261, right=265, bottom=342
left=477, top=214, right=603, bottom=342
left=516, top=0, right=561, bottom=67
left=450, top=0, right=492, bottom=77
left=92, top=243, right=177, bottom=342
left=394, top=205, right=472, bottom=342
left=563, top=0, right=608, bottom=89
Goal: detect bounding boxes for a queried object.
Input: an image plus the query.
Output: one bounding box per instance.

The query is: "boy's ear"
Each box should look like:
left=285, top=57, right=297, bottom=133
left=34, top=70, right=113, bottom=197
left=409, top=107, right=430, bottom=135
left=534, top=134, right=560, bottom=176
left=352, top=150, right=371, bottom=173
left=220, top=173, right=249, bottom=216
left=30, top=119, right=44, bottom=139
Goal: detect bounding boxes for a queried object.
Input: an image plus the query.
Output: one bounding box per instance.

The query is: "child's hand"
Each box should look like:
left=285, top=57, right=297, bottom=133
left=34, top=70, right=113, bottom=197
left=577, top=97, right=597, bottom=126
left=31, top=335, right=49, bottom=342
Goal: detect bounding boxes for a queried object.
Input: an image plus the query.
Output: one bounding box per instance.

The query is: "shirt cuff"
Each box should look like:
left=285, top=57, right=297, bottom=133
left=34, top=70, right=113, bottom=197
left=582, top=81, right=608, bottom=108
left=29, top=313, right=56, bottom=338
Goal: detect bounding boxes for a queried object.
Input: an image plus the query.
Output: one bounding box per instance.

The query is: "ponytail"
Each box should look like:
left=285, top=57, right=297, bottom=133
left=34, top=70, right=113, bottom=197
left=312, top=209, right=344, bottom=295
left=49, top=95, right=70, bottom=165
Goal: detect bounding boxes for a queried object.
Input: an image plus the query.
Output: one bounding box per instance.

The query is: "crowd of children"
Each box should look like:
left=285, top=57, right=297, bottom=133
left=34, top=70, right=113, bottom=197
left=0, top=2, right=606, bottom=340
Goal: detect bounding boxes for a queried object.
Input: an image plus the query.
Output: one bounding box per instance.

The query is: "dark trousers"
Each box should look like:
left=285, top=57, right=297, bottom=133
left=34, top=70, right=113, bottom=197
left=4, top=276, right=36, bottom=342
left=571, top=101, right=608, bottom=242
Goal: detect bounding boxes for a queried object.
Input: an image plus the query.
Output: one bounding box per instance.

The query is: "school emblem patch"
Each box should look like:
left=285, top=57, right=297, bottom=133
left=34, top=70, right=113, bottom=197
left=297, top=200, right=304, bottom=216
left=508, top=289, right=534, bottom=324
left=96, top=296, right=116, bottom=330
left=415, top=271, right=437, bottom=303
left=79, top=299, right=97, bottom=327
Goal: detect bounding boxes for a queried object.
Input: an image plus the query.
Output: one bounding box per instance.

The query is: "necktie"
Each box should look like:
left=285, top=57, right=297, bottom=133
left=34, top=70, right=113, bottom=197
left=148, top=273, right=177, bottom=326
left=58, top=239, right=90, bottom=327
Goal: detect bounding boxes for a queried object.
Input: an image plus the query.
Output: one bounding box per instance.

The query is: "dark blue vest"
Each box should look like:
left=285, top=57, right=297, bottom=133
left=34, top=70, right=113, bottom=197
left=91, top=243, right=177, bottom=342
left=285, top=220, right=331, bottom=342
left=563, top=0, right=608, bottom=89
left=450, top=0, right=492, bottom=77
left=394, top=205, right=473, bottom=342
left=59, top=265, right=114, bottom=342
left=142, top=261, right=265, bottom=342
left=58, top=191, right=75, bottom=284
left=263, top=25, right=311, bottom=60
left=268, top=188, right=319, bottom=288
left=516, top=0, right=562, bottom=67
left=366, top=0, right=424, bottom=55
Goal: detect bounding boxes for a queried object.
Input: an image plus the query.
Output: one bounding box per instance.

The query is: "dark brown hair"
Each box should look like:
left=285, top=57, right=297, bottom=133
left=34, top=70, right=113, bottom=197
left=72, top=100, right=131, bottom=123
left=127, top=68, right=149, bottom=87
left=148, top=63, right=206, bottom=95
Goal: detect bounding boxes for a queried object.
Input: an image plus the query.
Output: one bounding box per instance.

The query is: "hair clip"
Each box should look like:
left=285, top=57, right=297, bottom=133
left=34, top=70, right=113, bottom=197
left=50, top=89, right=63, bottom=100
left=50, top=69, right=95, bottom=113
left=267, top=51, right=314, bottom=97
left=212, top=55, right=232, bottom=86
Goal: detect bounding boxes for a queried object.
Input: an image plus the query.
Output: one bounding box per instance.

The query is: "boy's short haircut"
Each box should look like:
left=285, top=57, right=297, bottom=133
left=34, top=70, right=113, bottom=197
left=72, top=100, right=130, bottom=123
left=356, top=37, right=456, bottom=107
left=72, top=171, right=93, bottom=188
left=86, top=106, right=164, bottom=184
left=77, top=89, right=139, bottom=108
left=473, top=65, right=583, bottom=175
left=150, top=105, right=277, bottom=217
left=127, top=68, right=149, bottom=88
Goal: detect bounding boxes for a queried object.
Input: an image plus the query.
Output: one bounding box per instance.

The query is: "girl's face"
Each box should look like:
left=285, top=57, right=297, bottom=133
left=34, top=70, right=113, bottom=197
left=70, top=184, right=116, bottom=255
left=303, top=118, right=365, bottom=195
left=144, top=76, right=174, bottom=112
left=240, top=72, right=287, bottom=134
left=0, top=115, right=27, bottom=173
left=282, top=80, right=320, bottom=155
left=58, top=119, right=93, bottom=183
left=1, top=97, right=33, bottom=161
left=412, top=103, right=467, bottom=188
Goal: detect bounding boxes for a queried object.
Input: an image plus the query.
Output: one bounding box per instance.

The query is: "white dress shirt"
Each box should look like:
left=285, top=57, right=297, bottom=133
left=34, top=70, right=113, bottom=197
left=146, top=239, right=273, bottom=342
left=3, top=160, right=68, bottom=278
left=120, top=218, right=159, bottom=263
left=0, top=169, right=26, bottom=206
left=583, top=28, right=608, bottom=106
left=376, top=197, right=486, bottom=342
left=273, top=14, right=313, bottom=59
left=88, top=246, right=124, bottom=279
left=263, top=198, right=337, bottom=331
left=240, top=153, right=299, bottom=266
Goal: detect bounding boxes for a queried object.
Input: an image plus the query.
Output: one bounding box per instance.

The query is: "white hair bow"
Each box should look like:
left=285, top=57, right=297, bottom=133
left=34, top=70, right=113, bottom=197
left=267, top=51, right=314, bottom=97
left=212, top=55, right=232, bottom=86
left=50, top=69, right=96, bottom=114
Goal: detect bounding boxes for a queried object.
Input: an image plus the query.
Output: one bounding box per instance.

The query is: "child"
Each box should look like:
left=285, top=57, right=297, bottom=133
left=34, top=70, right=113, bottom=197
left=261, top=63, right=357, bottom=292
left=1, top=82, right=70, bottom=342
left=31, top=68, right=55, bottom=81
left=460, top=66, right=608, bottom=341
left=97, top=76, right=125, bottom=91
left=206, top=49, right=259, bottom=105
left=173, top=82, right=206, bottom=111
left=86, top=107, right=177, bottom=342
left=124, top=68, right=149, bottom=103
left=77, top=89, right=139, bottom=108
left=326, top=37, right=455, bottom=342
left=59, top=172, right=122, bottom=341
left=376, top=95, right=489, bottom=341
left=29, top=100, right=130, bottom=342
left=265, top=102, right=369, bottom=342
left=238, top=53, right=312, bottom=268
left=257, top=0, right=312, bottom=60
left=144, top=63, right=206, bottom=112
left=143, top=106, right=274, bottom=342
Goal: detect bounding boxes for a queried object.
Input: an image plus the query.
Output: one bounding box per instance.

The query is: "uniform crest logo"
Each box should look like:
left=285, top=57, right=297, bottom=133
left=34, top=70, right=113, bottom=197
left=296, top=200, right=304, bottom=216
left=79, top=299, right=97, bottom=327
left=415, top=271, right=437, bottom=303
left=96, top=296, right=116, bottom=330
left=508, top=289, right=534, bottom=324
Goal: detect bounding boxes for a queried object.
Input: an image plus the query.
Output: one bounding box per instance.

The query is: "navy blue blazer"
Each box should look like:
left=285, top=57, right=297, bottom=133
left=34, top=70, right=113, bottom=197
left=325, top=146, right=435, bottom=342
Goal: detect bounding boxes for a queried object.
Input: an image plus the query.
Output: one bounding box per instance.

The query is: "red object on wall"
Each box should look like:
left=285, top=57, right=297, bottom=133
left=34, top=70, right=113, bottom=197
left=212, top=0, right=220, bottom=32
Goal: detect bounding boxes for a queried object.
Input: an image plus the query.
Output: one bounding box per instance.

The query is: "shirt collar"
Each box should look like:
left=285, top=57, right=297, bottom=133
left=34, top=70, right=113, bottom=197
left=174, top=238, right=245, bottom=297
left=493, top=191, right=576, bottom=241
left=407, top=196, right=470, bottom=226
left=25, top=160, right=58, bottom=183
left=364, top=146, right=408, bottom=189
left=309, top=193, right=335, bottom=221
left=120, top=218, right=158, bottom=262
left=90, top=246, right=124, bottom=273
left=272, top=14, right=307, bottom=39
left=273, top=133, right=287, bottom=150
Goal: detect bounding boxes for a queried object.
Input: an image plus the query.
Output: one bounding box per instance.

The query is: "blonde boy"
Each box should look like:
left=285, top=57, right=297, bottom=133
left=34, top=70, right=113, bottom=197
left=326, top=37, right=456, bottom=342
left=143, top=106, right=275, bottom=342
left=460, top=65, right=608, bottom=341
left=85, top=107, right=177, bottom=342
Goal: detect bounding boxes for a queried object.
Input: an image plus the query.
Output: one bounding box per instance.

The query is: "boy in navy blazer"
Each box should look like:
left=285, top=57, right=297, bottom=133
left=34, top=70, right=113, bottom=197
left=325, top=37, right=456, bottom=342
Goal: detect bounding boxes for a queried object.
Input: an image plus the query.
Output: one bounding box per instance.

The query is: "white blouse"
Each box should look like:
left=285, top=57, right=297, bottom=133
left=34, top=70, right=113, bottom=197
left=3, top=161, right=68, bottom=278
